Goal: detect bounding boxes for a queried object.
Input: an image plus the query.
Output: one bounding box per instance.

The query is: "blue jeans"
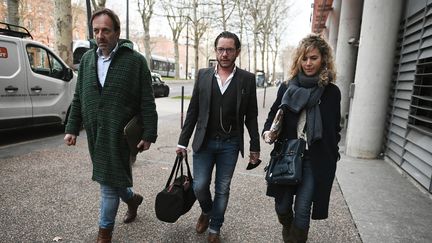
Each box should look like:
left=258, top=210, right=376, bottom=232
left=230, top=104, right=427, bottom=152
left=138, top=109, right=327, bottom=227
left=99, top=184, right=134, bottom=229
left=274, top=157, right=314, bottom=230
left=192, top=137, right=240, bottom=233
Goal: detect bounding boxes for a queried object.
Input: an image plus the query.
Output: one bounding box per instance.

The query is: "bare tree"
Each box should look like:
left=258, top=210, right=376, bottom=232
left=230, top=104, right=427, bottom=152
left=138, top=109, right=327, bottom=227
left=259, top=0, right=274, bottom=77
left=54, top=0, right=73, bottom=67
left=244, top=0, right=265, bottom=73
left=190, top=0, right=211, bottom=78
left=90, top=0, right=105, bottom=11
left=137, top=0, right=155, bottom=64
left=267, top=0, right=292, bottom=83
left=72, top=1, right=87, bottom=40
left=215, top=0, right=236, bottom=31
left=234, top=0, right=248, bottom=69
left=7, top=0, right=19, bottom=25
left=161, top=0, right=188, bottom=79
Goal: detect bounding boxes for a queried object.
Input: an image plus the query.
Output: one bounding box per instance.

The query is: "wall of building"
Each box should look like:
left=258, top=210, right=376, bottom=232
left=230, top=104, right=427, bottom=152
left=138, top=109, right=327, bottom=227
left=384, top=0, right=432, bottom=193
left=313, top=0, right=432, bottom=194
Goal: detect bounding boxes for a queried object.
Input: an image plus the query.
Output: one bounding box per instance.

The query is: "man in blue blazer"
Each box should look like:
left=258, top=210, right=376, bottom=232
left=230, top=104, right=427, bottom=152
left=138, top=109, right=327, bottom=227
left=176, top=31, right=260, bottom=243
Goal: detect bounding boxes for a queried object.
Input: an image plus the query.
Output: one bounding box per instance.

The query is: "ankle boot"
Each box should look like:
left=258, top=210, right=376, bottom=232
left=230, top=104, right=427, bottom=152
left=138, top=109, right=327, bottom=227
left=96, top=227, right=112, bottom=243
left=123, top=193, right=143, bottom=223
left=277, top=211, right=293, bottom=243
left=287, top=224, right=309, bottom=243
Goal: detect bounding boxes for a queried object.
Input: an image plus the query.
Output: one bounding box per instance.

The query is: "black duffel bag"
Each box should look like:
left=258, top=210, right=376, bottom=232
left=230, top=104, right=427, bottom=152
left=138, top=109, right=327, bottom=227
left=155, top=154, right=196, bottom=223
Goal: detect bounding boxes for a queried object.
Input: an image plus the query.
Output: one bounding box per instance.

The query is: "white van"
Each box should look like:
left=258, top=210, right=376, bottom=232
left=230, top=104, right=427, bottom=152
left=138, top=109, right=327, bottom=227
left=0, top=22, right=77, bottom=131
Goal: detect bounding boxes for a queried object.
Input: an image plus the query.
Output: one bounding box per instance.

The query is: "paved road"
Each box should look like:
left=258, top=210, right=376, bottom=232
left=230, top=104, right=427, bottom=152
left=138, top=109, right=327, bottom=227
left=164, top=80, right=193, bottom=98
left=0, top=85, right=362, bottom=242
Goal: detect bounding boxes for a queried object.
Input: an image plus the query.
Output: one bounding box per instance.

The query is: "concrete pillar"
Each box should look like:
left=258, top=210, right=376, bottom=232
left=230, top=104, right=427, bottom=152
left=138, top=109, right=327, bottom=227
left=345, top=0, right=404, bottom=158
left=328, top=0, right=341, bottom=53
left=335, top=0, right=363, bottom=125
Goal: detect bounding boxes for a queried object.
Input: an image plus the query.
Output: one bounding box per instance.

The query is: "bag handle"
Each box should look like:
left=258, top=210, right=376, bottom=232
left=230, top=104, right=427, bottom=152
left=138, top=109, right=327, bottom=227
left=165, top=154, right=192, bottom=188
left=183, top=154, right=193, bottom=180
left=165, top=155, right=182, bottom=188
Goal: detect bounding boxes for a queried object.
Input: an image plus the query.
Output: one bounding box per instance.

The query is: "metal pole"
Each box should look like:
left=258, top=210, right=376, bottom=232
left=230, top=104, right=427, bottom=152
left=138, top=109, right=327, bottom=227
left=263, top=86, right=266, bottom=108
left=185, top=19, right=189, bottom=80
left=86, top=0, right=93, bottom=39
left=181, top=86, right=184, bottom=128
left=126, top=0, right=129, bottom=39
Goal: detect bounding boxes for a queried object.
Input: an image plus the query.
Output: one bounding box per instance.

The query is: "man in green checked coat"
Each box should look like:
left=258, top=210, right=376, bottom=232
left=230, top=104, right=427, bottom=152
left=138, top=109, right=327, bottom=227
left=64, top=8, right=157, bottom=242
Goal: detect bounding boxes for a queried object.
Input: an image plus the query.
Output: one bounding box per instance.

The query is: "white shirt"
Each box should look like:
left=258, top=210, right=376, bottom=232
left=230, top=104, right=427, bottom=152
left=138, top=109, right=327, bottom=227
left=96, top=43, right=119, bottom=87
left=214, top=65, right=237, bottom=94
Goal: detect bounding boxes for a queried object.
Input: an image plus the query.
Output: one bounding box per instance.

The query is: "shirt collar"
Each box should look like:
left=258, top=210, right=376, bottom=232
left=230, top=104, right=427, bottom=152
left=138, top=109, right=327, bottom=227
left=96, top=42, right=119, bottom=60
left=214, top=64, right=237, bottom=76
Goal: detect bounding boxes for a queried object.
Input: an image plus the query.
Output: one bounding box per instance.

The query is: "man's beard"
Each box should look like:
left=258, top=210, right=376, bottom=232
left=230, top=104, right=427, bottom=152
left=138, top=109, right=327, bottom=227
left=217, top=59, right=235, bottom=68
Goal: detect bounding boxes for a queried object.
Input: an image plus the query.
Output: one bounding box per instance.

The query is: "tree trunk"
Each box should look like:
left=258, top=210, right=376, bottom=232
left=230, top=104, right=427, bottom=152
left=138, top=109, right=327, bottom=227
left=174, top=38, right=180, bottom=79
left=261, top=36, right=265, bottom=72
left=54, top=0, right=73, bottom=67
left=138, top=0, right=154, bottom=71
left=194, top=36, right=199, bottom=80
left=144, top=24, right=152, bottom=65
left=7, top=0, right=19, bottom=25
left=253, top=30, right=258, bottom=73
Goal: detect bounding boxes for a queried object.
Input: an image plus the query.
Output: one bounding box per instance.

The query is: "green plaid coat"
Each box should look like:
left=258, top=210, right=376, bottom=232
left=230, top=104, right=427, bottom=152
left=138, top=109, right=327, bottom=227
left=65, top=39, right=157, bottom=187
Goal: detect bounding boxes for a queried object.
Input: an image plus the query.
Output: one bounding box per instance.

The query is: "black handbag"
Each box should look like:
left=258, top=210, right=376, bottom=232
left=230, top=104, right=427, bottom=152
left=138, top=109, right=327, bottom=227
left=264, top=138, right=306, bottom=185
left=264, top=111, right=307, bottom=185
left=155, top=154, right=196, bottom=223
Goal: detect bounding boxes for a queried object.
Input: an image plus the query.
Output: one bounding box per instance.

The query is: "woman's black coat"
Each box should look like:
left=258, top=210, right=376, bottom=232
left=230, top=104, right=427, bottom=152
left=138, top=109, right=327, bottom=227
left=263, top=82, right=341, bottom=220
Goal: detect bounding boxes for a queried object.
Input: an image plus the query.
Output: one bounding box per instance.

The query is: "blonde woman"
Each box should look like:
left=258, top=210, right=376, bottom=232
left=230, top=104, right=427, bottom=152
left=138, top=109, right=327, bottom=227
left=262, top=34, right=341, bottom=242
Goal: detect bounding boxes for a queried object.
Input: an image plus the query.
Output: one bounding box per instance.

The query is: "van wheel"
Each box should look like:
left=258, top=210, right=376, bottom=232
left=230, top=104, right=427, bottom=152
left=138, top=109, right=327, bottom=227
left=164, top=89, right=169, bottom=97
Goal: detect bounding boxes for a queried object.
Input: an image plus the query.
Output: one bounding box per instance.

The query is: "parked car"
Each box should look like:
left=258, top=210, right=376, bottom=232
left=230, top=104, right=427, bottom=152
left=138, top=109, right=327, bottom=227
left=151, top=72, right=169, bottom=97
left=0, top=22, right=77, bottom=131
left=256, top=71, right=266, bottom=87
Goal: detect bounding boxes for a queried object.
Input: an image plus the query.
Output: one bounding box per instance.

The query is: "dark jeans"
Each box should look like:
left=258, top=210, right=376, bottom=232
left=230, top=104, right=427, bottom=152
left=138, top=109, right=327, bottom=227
left=192, top=136, right=240, bottom=233
left=274, top=157, right=314, bottom=230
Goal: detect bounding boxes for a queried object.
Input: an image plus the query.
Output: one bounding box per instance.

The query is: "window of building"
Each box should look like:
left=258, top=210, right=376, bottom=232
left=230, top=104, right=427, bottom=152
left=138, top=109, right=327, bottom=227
left=409, top=58, right=432, bottom=136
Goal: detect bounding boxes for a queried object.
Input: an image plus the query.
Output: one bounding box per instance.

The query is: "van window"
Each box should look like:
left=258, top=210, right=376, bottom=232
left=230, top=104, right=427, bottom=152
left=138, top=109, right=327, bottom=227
left=73, top=47, right=90, bottom=65
left=26, top=45, right=65, bottom=79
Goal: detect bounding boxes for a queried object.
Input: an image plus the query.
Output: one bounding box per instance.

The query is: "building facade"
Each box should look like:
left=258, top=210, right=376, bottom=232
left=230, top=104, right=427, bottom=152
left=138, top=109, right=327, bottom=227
left=313, top=0, right=432, bottom=194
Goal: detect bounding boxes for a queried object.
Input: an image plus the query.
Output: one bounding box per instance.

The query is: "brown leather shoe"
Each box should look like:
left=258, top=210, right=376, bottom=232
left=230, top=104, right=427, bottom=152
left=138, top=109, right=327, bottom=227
left=207, top=232, right=220, bottom=243
left=123, top=193, right=143, bottom=223
left=196, top=213, right=210, bottom=234
left=96, top=227, right=112, bottom=243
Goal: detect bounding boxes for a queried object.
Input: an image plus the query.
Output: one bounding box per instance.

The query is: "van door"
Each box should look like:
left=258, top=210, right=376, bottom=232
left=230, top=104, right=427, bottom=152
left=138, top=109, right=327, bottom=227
left=0, top=38, right=32, bottom=130
left=25, top=44, right=73, bottom=125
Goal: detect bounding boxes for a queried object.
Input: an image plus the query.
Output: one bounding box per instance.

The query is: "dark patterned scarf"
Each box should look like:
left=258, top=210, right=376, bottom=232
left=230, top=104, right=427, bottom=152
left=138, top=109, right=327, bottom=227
left=280, top=72, right=325, bottom=145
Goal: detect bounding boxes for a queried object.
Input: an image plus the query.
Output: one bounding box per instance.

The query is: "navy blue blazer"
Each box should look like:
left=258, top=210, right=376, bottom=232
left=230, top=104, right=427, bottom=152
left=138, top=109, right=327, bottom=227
left=178, top=67, right=260, bottom=157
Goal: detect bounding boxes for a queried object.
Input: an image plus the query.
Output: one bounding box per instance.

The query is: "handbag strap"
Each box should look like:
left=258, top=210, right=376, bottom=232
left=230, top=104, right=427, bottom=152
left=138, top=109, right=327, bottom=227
left=165, top=155, right=182, bottom=188
left=183, top=154, right=193, bottom=179
left=165, top=154, right=193, bottom=188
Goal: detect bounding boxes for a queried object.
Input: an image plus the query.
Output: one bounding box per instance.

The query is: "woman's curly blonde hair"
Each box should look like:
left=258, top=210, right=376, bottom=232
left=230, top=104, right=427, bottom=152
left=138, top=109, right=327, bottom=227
left=287, top=33, right=336, bottom=86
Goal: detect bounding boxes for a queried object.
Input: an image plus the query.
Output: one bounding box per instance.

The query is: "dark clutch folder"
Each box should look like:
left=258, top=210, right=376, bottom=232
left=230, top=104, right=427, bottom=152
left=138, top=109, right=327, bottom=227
left=124, top=115, right=143, bottom=156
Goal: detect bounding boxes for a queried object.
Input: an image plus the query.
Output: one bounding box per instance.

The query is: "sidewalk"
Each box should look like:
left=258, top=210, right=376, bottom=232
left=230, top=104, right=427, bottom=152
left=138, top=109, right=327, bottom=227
left=336, top=146, right=432, bottom=243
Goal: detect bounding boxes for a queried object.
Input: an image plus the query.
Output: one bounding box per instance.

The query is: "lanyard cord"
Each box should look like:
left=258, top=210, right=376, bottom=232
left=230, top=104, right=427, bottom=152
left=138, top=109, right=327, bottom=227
left=219, top=106, right=232, bottom=134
